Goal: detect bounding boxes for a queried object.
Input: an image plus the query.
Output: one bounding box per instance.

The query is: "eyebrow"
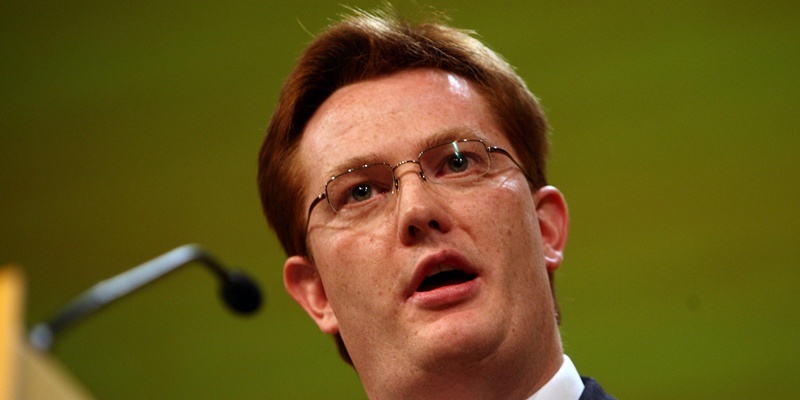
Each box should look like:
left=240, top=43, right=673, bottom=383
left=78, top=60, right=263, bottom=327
left=322, top=126, right=490, bottom=179
left=323, top=152, right=385, bottom=180
left=421, top=127, right=489, bottom=151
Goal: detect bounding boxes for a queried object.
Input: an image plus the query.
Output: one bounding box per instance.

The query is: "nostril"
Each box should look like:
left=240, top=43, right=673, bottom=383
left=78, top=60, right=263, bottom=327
left=408, top=225, right=417, bottom=237
left=429, top=220, right=440, bottom=230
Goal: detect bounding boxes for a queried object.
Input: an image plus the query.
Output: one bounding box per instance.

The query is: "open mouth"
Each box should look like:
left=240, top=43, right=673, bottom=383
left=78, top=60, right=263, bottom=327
left=416, top=265, right=477, bottom=292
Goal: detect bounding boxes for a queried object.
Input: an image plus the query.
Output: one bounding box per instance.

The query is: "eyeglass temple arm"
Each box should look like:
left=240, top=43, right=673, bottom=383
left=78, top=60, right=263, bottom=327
left=306, top=193, right=327, bottom=232
left=487, top=146, right=536, bottom=186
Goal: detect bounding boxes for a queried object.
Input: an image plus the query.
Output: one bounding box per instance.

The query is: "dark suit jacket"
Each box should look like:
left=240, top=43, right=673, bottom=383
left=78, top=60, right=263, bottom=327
left=579, top=376, right=615, bottom=400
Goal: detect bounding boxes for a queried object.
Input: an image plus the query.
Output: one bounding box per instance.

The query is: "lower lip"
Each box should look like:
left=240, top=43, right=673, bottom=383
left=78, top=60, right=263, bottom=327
left=409, top=277, right=480, bottom=309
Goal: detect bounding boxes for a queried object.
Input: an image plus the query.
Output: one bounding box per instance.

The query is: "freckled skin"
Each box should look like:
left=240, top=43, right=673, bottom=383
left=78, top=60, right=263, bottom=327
left=284, top=69, right=567, bottom=400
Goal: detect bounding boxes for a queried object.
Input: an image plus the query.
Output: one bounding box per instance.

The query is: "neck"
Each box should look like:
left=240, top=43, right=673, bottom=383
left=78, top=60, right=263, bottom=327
left=357, top=333, right=564, bottom=400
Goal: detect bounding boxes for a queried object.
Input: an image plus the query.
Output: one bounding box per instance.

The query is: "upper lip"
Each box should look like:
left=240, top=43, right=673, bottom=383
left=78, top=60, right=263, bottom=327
left=405, top=249, right=479, bottom=298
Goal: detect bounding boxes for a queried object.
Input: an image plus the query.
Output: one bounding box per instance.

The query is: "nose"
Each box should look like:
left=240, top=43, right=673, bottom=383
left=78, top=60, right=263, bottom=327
left=393, top=165, right=452, bottom=245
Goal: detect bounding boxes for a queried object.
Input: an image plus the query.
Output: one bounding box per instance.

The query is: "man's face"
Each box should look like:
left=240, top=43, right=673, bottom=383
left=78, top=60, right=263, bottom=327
left=286, top=69, right=566, bottom=377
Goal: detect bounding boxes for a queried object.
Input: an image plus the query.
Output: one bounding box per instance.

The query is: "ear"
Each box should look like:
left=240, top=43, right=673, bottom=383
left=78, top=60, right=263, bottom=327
left=283, top=255, right=339, bottom=334
left=534, top=186, right=569, bottom=272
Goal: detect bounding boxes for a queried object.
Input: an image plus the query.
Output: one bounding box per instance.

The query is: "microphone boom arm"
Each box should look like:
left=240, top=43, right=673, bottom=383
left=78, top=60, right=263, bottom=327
left=29, top=244, right=262, bottom=351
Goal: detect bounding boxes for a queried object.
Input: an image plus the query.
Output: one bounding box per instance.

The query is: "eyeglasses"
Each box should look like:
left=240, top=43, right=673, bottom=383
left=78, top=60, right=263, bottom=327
left=306, top=139, right=533, bottom=227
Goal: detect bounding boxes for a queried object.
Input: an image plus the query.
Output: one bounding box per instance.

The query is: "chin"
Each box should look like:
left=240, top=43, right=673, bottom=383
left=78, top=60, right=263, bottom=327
left=410, top=308, right=510, bottom=368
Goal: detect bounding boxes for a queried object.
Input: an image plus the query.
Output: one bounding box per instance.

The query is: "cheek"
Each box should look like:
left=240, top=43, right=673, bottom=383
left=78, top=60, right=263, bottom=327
left=470, top=181, right=545, bottom=281
left=472, top=179, right=537, bottom=236
left=311, top=229, right=392, bottom=305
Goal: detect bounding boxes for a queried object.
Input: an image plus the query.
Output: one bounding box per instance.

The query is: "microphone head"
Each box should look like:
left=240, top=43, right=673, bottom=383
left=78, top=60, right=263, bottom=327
left=220, top=270, right=263, bottom=314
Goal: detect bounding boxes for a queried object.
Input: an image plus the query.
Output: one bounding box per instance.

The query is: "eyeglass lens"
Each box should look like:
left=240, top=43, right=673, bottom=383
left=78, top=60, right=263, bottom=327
left=325, top=140, right=490, bottom=213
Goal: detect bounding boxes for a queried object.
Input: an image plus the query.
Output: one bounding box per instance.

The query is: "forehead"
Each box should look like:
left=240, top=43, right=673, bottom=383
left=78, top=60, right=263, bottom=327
left=297, top=68, right=511, bottom=194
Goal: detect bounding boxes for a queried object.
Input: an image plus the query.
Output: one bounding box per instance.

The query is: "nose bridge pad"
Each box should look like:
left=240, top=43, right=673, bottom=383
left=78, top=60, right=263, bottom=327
left=391, top=159, right=423, bottom=193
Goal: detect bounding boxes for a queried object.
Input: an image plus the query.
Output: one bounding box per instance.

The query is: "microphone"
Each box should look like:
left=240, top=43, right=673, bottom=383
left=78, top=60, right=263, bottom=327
left=28, top=244, right=263, bottom=351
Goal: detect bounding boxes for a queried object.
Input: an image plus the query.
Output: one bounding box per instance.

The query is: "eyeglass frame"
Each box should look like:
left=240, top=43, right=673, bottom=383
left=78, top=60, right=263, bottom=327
left=305, top=138, right=535, bottom=230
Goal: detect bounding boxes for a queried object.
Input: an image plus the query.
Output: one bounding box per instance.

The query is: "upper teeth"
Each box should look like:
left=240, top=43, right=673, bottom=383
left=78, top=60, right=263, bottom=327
left=429, top=264, right=456, bottom=277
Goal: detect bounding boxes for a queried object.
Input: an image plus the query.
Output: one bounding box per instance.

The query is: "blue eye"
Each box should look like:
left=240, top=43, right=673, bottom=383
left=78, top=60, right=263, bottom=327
left=350, top=184, right=373, bottom=202
left=447, top=154, right=468, bottom=172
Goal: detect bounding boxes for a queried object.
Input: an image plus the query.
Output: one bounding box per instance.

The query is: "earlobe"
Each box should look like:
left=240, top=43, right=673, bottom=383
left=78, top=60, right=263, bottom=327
left=283, top=255, right=340, bottom=334
left=534, top=186, right=569, bottom=272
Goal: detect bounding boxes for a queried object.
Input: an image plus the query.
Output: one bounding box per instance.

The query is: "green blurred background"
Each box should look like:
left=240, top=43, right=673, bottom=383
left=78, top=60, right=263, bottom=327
left=1, top=1, right=798, bottom=398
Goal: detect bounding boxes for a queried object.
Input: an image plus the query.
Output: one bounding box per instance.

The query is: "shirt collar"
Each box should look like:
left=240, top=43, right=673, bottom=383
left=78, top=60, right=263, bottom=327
left=526, top=355, right=584, bottom=400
